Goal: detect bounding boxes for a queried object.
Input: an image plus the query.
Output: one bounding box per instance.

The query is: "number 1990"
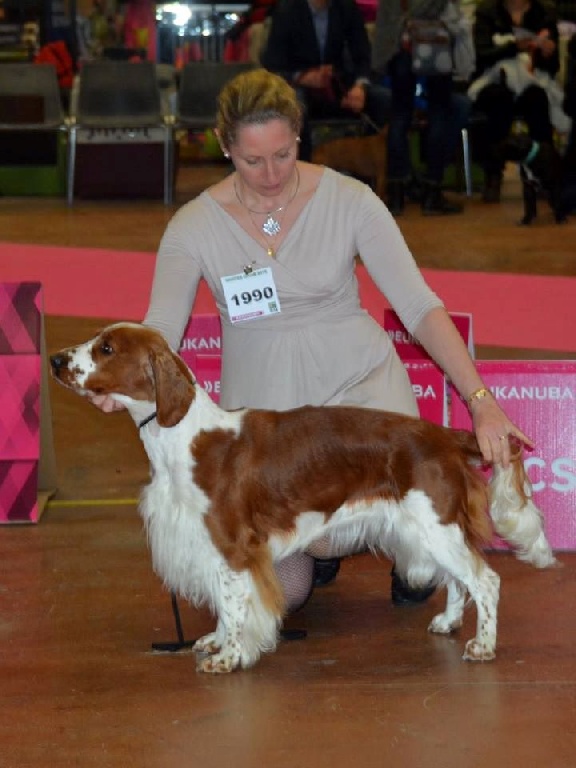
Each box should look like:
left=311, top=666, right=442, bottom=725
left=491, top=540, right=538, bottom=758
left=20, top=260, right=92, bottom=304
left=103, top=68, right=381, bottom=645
left=231, top=286, right=274, bottom=306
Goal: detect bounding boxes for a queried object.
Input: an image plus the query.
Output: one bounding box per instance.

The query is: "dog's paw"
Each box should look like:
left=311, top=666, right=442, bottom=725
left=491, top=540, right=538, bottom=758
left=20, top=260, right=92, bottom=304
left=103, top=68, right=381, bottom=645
left=428, top=612, right=463, bottom=635
left=197, top=647, right=242, bottom=674
left=193, top=632, right=221, bottom=655
left=462, top=638, right=496, bottom=662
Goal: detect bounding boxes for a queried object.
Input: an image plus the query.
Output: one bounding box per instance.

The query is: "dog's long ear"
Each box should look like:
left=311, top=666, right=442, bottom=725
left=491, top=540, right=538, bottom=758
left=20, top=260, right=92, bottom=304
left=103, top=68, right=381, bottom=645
left=149, top=345, right=196, bottom=428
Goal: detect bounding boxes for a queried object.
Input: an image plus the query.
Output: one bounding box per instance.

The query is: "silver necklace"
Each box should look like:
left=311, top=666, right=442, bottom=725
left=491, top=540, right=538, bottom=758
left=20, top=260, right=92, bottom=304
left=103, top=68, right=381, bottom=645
left=235, top=168, right=300, bottom=238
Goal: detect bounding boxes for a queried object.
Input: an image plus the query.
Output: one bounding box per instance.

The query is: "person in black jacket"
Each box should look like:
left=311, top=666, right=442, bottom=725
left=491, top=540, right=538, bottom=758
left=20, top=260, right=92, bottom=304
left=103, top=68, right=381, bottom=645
left=260, top=0, right=391, bottom=161
left=470, top=0, right=560, bottom=202
left=561, top=33, right=576, bottom=214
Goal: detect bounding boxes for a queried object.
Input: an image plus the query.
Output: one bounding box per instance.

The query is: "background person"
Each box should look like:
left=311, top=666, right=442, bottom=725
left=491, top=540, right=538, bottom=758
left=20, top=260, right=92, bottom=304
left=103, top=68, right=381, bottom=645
left=468, top=0, right=560, bottom=203
left=371, top=0, right=471, bottom=215
left=260, top=0, right=391, bottom=161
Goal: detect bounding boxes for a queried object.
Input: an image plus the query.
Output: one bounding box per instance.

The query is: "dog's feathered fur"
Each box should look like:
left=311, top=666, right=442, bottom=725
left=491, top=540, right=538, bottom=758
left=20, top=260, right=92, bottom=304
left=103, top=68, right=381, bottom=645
left=50, top=323, right=556, bottom=673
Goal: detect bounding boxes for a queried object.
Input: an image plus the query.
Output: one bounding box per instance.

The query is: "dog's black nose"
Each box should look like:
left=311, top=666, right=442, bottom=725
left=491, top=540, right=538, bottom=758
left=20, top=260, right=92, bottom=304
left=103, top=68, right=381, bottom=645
left=50, top=354, right=67, bottom=372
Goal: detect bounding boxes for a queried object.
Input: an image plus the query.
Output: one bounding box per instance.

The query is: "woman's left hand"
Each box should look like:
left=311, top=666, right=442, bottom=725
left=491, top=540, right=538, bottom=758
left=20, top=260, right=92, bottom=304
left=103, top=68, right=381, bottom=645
left=470, top=395, right=533, bottom=467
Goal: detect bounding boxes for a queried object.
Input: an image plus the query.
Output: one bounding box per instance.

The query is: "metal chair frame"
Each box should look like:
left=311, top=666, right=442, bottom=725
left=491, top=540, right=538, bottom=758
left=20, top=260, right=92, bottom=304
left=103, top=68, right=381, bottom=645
left=66, top=60, right=175, bottom=205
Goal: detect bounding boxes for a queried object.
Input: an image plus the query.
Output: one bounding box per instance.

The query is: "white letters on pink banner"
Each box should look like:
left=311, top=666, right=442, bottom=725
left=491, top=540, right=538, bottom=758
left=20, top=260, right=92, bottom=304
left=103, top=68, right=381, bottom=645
left=179, top=314, right=222, bottom=403
left=404, top=361, right=448, bottom=425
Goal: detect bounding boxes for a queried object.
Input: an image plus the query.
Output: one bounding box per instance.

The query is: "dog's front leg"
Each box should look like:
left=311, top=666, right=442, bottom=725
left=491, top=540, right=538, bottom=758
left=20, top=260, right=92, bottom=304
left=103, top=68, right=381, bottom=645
left=428, top=578, right=466, bottom=635
left=194, top=566, right=250, bottom=674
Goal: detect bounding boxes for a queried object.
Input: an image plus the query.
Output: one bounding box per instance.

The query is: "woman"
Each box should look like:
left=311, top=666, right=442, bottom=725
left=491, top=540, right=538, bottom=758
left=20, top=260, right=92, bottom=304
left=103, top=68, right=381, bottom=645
left=94, top=68, right=530, bottom=613
left=469, top=0, right=560, bottom=203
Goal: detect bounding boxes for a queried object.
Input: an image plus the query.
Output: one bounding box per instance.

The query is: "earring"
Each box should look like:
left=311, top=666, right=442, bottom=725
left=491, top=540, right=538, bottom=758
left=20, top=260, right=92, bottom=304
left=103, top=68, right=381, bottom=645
left=223, top=151, right=230, bottom=159
left=296, top=137, right=301, bottom=143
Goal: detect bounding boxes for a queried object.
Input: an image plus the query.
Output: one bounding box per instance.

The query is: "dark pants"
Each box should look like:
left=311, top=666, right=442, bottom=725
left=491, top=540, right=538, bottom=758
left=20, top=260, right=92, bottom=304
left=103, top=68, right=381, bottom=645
left=296, top=82, right=391, bottom=162
left=473, top=82, right=554, bottom=175
left=386, top=49, right=471, bottom=183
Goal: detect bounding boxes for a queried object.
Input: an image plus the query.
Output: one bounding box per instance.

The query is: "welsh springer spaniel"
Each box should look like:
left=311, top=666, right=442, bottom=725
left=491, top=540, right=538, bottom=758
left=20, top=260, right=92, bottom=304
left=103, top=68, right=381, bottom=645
left=50, top=323, right=556, bottom=674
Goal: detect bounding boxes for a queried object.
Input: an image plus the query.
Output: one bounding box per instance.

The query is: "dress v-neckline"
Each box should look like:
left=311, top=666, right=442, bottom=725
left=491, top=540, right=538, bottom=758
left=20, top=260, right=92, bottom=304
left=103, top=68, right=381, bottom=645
left=206, top=169, right=327, bottom=262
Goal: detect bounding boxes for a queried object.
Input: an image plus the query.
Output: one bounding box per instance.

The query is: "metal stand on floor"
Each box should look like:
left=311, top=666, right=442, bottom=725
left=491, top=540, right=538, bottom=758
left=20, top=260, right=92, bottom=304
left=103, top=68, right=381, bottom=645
left=151, top=592, right=307, bottom=653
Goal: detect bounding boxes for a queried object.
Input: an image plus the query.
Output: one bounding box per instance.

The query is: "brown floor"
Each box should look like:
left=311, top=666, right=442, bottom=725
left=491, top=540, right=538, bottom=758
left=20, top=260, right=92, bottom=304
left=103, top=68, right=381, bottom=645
left=1, top=164, right=576, bottom=768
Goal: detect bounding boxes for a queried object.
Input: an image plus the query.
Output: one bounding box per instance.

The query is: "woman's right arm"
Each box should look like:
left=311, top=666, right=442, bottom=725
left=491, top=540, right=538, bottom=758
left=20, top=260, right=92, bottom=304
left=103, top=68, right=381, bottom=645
left=142, top=211, right=203, bottom=351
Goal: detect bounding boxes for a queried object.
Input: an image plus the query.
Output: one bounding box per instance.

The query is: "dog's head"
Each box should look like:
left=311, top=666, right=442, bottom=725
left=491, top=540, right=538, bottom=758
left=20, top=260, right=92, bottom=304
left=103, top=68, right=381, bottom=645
left=50, top=323, right=196, bottom=427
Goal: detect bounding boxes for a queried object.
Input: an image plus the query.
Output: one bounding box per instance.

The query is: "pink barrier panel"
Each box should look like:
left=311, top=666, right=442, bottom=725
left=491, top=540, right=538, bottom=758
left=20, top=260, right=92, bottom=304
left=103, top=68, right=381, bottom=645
left=195, top=355, right=223, bottom=404
left=404, top=361, right=448, bottom=426
left=384, top=309, right=475, bottom=361
left=179, top=314, right=223, bottom=404
left=451, top=361, right=576, bottom=551
left=0, top=283, right=44, bottom=522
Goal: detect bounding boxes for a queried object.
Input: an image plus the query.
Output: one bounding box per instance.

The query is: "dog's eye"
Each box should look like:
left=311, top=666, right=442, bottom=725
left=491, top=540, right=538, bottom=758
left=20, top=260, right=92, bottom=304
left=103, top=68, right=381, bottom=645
left=99, top=342, right=114, bottom=355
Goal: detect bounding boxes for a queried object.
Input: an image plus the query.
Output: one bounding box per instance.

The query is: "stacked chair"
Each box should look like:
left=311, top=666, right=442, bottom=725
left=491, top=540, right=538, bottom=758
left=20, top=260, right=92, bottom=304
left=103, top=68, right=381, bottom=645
left=67, top=60, right=175, bottom=204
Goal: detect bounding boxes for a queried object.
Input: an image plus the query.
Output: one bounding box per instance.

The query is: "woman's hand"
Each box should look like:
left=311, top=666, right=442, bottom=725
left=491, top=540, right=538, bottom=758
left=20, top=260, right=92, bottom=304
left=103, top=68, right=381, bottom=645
left=297, top=65, right=333, bottom=89
left=470, top=395, right=533, bottom=467
left=89, top=394, right=126, bottom=413
left=341, top=83, right=366, bottom=112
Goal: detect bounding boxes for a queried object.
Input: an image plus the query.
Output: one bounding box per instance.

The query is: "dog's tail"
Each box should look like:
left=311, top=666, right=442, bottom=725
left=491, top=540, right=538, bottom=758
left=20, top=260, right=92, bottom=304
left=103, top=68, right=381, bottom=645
left=488, top=447, right=557, bottom=568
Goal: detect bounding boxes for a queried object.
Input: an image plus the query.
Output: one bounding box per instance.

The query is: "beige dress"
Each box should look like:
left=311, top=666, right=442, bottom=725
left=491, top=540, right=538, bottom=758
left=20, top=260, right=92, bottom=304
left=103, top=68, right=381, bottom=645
left=145, top=168, right=444, bottom=416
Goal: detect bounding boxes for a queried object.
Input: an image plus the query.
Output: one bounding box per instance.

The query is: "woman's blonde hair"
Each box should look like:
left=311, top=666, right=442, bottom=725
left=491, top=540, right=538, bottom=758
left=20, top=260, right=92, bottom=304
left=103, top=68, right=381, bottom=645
left=216, top=68, right=302, bottom=149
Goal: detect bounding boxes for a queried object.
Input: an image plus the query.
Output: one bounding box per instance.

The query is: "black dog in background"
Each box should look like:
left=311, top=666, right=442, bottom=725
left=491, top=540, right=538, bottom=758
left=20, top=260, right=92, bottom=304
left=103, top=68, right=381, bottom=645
left=500, top=134, right=567, bottom=225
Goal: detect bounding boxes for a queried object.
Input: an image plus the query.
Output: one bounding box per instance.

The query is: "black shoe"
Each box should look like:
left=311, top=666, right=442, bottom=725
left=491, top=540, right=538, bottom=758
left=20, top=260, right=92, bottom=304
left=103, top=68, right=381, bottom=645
left=390, top=569, right=435, bottom=606
left=421, top=182, right=463, bottom=215
left=386, top=180, right=405, bottom=216
left=405, top=174, right=424, bottom=203
left=313, top=557, right=341, bottom=587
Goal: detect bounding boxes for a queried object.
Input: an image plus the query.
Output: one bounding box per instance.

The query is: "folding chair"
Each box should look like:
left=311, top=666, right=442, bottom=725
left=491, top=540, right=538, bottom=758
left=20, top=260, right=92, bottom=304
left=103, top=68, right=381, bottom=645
left=67, top=60, right=175, bottom=205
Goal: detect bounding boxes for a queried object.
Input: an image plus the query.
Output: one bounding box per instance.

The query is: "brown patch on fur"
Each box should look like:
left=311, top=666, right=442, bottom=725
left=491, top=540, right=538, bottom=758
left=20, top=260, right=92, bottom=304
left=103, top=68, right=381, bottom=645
left=312, top=128, right=388, bottom=199
left=192, top=407, right=493, bottom=576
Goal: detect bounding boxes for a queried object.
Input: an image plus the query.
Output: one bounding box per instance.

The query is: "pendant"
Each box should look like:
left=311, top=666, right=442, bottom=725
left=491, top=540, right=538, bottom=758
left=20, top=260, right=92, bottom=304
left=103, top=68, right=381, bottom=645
left=262, top=215, right=281, bottom=237
left=267, top=247, right=275, bottom=258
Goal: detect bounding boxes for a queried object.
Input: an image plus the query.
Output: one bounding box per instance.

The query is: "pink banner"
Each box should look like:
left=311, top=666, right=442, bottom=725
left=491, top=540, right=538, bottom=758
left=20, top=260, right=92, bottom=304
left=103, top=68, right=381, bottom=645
left=179, top=313, right=222, bottom=365
left=451, top=361, right=576, bottom=550
left=195, top=355, right=222, bottom=404
left=384, top=309, right=474, bottom=361
left=404, top=361, right=448, bottom=426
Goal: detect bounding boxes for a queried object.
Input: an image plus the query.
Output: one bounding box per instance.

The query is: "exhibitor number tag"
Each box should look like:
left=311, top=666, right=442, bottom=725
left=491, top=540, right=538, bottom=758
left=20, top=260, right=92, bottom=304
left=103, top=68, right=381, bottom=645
left=221, top=267, right=281, bottom=324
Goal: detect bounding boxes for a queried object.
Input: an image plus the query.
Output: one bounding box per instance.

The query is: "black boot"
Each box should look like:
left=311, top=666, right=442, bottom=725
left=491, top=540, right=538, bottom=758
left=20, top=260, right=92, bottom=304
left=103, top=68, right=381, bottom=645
left=390, top=567, right=435, bottom=606
left=421, top=181, right=463, bottom=215
left=313, top=557, right=341, bottom=587
left=482, top=172, right=503, bottom=203
left=386, top=179, right=405, bottom=216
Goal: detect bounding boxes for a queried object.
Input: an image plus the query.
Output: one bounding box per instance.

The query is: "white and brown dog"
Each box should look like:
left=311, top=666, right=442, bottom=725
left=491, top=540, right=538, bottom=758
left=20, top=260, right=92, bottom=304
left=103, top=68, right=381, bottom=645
left=50, top=323, right=556, bottom=673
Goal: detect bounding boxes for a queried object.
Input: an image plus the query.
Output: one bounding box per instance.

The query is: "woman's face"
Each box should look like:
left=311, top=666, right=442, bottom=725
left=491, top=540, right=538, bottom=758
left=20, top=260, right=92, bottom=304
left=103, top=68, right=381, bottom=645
left=228, top=118, right=299, bottom=199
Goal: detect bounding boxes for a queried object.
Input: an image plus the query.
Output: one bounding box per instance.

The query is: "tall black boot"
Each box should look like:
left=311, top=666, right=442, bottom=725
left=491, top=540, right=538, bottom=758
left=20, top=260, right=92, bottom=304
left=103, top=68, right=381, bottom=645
left=421, top=180, right=463, bottom=215
left=482, top=172, right=503, bottom=204
left=386, top=179, right=405, bottom=216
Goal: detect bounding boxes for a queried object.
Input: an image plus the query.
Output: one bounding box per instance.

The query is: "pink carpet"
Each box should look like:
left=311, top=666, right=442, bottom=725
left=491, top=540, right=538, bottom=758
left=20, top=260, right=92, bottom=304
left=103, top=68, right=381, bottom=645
left=1, top=241, right=573, bottom=352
